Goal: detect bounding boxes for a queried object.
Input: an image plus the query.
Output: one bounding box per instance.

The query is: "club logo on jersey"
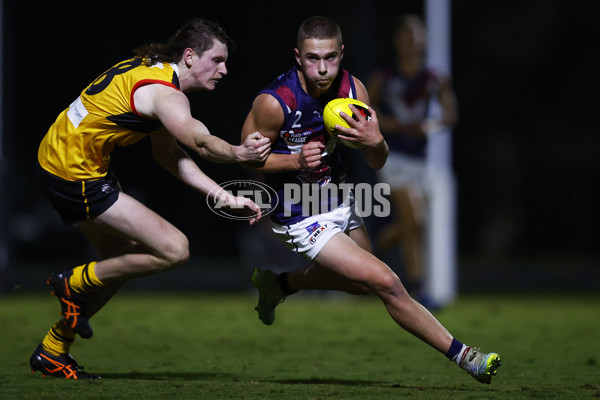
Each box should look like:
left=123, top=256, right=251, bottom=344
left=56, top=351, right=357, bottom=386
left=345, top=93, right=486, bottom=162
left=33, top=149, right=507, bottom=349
left=101, top=184, right=113, bottom=193
left=305, top=222, right=321, bottom=234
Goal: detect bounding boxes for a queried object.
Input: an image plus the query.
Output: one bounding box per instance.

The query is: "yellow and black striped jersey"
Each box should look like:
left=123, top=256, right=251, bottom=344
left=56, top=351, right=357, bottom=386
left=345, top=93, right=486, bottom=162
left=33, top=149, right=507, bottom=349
left=38, top=58, right=180, bottom=181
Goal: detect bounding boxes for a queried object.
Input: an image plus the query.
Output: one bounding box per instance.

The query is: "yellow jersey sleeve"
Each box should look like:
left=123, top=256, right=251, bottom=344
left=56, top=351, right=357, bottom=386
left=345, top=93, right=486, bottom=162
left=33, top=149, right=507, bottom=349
left=38, top=58, right=180, bottom=181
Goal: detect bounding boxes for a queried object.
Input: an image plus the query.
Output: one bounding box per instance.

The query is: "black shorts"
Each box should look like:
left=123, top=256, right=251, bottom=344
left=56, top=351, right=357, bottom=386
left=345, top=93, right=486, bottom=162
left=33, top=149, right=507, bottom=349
left=36, top=163, right=121, bottom=225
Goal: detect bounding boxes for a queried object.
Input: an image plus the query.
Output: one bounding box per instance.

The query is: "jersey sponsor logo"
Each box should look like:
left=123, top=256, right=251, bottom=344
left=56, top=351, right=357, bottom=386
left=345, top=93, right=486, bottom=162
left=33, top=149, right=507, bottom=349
left=66, top=96, right=88, bottom=128
left=281, top=129, right=314, bottom=144
left=307, top=224, right=327, bottom=245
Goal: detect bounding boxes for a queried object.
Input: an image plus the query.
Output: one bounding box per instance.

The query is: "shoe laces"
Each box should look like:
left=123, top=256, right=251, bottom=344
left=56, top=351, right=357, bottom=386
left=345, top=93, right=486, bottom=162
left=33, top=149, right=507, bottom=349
left=468, top=347, right=480, bottom=362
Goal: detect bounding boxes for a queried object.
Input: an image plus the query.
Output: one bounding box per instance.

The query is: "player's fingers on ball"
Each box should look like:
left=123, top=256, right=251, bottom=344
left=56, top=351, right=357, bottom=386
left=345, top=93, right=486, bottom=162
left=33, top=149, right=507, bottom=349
left=333, top=124, right=348, bottom=133
left=337, top=129, right=355, bottom=138
left=338, top=111, right=351, bottom=121
left=340, top=134, right=358, bottom=143
left=339, top=113, right=357, bottom=126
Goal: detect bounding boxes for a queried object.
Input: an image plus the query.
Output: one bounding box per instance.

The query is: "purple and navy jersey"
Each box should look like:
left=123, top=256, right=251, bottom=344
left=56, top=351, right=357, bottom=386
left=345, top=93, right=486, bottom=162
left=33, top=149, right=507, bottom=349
left=378, top=66, right=441, bottom=158
left=256, top=66, right=358, bottom=225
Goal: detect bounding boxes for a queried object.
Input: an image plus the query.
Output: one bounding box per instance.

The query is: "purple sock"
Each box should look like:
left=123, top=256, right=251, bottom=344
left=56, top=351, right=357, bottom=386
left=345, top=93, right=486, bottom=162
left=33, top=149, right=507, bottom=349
left=278, top=272, right=297, bottom=295
left=445, top=338, right=464, bottom=361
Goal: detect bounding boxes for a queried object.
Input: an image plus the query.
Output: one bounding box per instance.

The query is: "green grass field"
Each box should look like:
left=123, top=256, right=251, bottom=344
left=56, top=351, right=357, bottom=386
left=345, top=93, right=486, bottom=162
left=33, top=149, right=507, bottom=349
left=1, top=291, right=599, bottom=399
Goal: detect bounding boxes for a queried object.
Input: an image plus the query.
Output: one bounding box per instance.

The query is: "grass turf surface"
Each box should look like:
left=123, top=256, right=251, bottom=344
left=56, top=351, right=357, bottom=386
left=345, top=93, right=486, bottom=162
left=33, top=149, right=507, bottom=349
left=1, top=291, right=599, bottom=399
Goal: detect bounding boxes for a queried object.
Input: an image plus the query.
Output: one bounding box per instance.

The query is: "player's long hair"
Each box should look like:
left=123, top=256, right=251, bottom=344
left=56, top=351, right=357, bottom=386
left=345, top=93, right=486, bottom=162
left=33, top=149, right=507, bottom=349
left=133, top=18, right=236, bottom=66
left=297, top=16, right=343, bottom=49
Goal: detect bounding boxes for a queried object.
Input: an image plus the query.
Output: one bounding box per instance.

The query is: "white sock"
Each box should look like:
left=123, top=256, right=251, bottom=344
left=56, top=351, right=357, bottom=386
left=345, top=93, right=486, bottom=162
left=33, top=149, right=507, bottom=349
left=454, top=344, right=469, bottom=365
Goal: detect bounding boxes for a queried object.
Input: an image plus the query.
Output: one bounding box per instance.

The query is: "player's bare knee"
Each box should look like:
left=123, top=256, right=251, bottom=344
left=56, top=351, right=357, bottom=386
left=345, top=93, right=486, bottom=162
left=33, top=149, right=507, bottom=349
left=369, top=271, right=403, bottom=296
left=162, top=233, right=190, bottom=268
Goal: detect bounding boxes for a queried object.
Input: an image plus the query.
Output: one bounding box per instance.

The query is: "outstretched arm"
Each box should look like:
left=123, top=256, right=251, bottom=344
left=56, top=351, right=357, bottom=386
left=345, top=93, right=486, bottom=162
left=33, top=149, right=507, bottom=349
left=134, top=84, right=271, bottom=163
left=150, top=129, right=262, bottom=225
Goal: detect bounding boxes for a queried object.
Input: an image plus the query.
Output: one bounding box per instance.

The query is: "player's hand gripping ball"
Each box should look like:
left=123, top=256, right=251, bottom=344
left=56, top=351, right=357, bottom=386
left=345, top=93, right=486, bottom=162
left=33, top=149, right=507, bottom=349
left=323, top=98, right=371, bottom=148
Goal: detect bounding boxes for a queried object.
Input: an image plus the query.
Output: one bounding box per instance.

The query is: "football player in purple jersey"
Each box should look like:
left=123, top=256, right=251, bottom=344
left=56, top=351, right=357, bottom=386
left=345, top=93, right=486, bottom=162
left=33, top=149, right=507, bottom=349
left=241, top=16, right=500, bottom=385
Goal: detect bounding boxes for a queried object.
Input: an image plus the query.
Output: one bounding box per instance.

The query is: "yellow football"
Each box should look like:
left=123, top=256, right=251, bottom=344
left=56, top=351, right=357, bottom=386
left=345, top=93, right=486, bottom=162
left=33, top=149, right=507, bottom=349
left=323, top=98, right=371, bottom=148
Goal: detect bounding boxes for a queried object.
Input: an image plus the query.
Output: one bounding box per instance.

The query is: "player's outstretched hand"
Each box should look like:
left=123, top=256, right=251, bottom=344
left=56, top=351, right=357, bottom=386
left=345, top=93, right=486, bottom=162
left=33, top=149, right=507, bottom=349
left=237, top=131, right=271, bottom=163
left=222, top=195, right=263, bottom=225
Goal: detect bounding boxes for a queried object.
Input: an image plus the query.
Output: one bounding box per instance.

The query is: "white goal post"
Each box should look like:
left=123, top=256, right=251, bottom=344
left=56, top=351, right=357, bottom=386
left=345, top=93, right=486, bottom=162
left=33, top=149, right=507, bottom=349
left=424, top=0, right=458, bottom=305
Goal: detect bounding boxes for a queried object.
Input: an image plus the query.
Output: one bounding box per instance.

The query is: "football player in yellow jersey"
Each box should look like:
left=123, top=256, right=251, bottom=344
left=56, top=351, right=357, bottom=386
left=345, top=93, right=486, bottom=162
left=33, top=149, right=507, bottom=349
left=30, top=18, right=271, bottom=379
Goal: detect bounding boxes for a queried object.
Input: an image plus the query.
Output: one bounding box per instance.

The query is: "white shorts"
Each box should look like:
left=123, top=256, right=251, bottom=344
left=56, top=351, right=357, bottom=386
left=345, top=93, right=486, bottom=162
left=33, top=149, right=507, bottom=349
left=271, top=192, right=364, bottom=260
left=377, top=151, right=429, bottom=190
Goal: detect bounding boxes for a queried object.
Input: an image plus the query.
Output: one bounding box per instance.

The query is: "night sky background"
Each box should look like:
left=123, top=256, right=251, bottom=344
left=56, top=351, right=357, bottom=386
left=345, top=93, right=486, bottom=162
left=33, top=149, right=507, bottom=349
left=2, top=0, right=599, bottom=291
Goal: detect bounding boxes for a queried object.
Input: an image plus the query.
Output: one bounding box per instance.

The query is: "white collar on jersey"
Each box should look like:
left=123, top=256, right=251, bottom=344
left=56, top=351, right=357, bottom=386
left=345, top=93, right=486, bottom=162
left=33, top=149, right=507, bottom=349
left=171, top=63, right=180, bottom=77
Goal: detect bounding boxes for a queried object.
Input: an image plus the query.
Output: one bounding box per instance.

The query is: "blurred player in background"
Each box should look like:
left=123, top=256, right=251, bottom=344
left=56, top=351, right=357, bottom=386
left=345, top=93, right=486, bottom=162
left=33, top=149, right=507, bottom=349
left=30, top=18, right=271, bottom=379
left=242, top=16, right=499, bottom=384
left=368, top=14, right=458, bottom=305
